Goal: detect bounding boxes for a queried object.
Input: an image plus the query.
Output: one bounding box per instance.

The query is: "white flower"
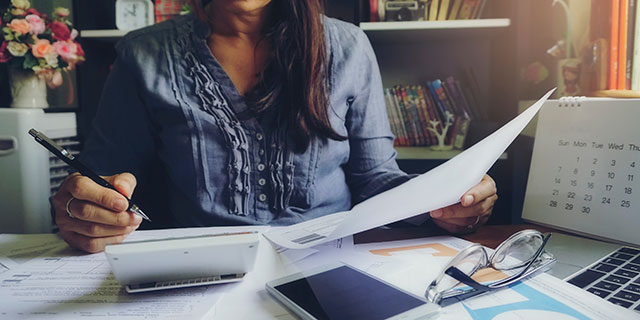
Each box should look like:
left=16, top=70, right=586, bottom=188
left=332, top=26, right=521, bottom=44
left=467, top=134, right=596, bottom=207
left=44, top=52, right=59, bottom=67
left=11, top=0, right=30, bottom=10
left=6, top=41, right=28, bottom=57
left=54, top=7, right=70, bottom=17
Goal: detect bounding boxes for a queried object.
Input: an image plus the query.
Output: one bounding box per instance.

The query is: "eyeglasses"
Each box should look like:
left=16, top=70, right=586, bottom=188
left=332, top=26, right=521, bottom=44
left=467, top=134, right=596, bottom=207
left=425, top=229, right=556, bottom=306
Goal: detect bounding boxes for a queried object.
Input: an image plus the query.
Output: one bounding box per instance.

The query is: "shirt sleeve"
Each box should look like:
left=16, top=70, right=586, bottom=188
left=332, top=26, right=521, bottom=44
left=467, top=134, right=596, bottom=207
left=344, top=29, right=412, bottom=204
left=79, top=39, right=156, bottom=178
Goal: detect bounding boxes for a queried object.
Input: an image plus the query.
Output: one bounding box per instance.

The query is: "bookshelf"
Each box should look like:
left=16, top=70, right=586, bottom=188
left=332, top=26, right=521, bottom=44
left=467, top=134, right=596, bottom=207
left=360, top=18, right=512, bottom=161
left=80, top=29, right=128, bottom=39
left=361, top=18, right=510, bottom=42
left=395, top=147, right=508, bottom=160
left=357, top=1, right=519, bottom=225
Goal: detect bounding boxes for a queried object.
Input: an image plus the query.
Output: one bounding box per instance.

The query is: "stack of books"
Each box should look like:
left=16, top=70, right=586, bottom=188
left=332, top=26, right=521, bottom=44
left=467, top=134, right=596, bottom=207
left=384, top=76, right=482, bottom=149
left=369, top=0, right=487, bottom=22
left=588, top=0, right=640, bottom=91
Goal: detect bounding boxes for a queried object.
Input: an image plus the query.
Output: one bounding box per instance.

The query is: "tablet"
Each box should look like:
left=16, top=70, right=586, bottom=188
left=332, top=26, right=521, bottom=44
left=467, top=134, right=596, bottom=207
left=266, top=263, right=440, bottom=320
left=105, top=232, right=259, bottom=293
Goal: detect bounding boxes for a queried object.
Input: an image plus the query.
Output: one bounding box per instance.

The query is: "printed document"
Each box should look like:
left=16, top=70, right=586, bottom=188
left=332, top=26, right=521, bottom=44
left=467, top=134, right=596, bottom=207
left=265, top=89, right=556, bottom=249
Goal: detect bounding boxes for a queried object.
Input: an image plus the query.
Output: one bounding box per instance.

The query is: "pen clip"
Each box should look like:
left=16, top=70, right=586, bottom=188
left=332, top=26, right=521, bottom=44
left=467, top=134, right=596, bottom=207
left=28, top=129, right=75, bottom=161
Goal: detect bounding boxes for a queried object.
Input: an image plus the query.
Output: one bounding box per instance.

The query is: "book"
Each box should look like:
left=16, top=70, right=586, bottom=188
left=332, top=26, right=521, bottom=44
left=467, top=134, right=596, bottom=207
left=626, top=0, right=636, bottom=89
left=407, top=86, right=425, bottom=145
left=470, top=0, right=486, bottom=19
left=618, top=0, right=629, bottom=90
left=448, top=0, right=464, bottom=20
left=633, top=0, right=640, bottom=89
left=610, top=0, right=621, bottom=89
left=438, top=0, right=451, bottom=21
left=443, top=78, right=472, bottom=149
left=429, top=0, right=440, bottom=21
left=390, top=87, right=410, bottom=146
left=588, top=0, right=611, bottom=91
left=404, top=85, right=428, bottom=145
left=384, top=89, right=401, bottom=145
left=445, top=77, right=472, bottom=118
left=428, top=80, right=455, bottom=145
left=411, top=85, right=434, bottom=145
left=416, top=85, right=437, bottom=145
left=474, top=0, right=487, bottom=19
left=461, top=67, right=488, bottom=120
left=458, top=0, right=480, bottom=20
left=369, top=0, right=379, bottom=22
left=454, top=79, right=478, bottom=119
left=396, top=86, right=419, bottom=145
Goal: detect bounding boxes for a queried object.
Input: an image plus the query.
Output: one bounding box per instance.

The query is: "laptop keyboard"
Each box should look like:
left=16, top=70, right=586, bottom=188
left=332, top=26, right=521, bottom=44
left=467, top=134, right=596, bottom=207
left=566, top=247, right=640, bottom=312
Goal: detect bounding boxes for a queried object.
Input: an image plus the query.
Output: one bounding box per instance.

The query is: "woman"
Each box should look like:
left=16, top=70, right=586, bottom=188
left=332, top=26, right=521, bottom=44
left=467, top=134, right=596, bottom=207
left=52, top=0, right=497, bottom=253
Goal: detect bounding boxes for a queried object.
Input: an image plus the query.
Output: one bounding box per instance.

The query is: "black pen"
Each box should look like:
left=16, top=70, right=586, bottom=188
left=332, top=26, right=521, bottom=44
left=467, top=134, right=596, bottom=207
left=28, top=128, right=151, bottom=222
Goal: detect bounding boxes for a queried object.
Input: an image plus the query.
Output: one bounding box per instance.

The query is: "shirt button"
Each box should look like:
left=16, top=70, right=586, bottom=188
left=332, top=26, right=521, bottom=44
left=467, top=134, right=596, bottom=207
left=257, top=164, right=265, bottom=171
left=259, top=149, right=265, bottom=156
left=258, top=194, right=267, bottom=202
left=258, top=178, right=266, bottom=186
left=256, top=133, right=264, bottom=141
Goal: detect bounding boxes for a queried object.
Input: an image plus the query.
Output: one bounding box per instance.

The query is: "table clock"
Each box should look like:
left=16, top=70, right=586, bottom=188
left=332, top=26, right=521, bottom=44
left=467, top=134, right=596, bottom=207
left=115, top=0, right=155, bottom=31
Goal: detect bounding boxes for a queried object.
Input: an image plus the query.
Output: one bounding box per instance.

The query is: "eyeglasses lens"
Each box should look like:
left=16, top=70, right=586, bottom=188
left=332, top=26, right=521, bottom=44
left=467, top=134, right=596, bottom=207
left=491, top=233, right=544, bottom=270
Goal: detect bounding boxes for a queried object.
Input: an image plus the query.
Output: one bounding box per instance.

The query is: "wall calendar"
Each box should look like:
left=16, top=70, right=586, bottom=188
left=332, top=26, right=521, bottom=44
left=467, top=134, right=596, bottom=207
left=522, top=97, right=640, bottom=245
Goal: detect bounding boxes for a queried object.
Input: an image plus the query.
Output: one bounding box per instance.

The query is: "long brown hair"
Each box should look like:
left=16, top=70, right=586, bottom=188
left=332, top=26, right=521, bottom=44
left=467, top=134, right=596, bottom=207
left=190, top=0, right=346, bottom=152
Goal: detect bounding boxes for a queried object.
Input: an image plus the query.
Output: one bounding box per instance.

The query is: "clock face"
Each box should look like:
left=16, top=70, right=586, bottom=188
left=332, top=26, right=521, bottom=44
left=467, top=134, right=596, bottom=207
left=116, top=0, right=155, bottom=31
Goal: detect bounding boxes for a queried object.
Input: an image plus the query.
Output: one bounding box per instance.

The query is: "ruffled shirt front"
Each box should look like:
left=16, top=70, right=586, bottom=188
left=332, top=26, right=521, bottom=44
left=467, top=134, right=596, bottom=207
left=80, top=14, right=410, bottom=229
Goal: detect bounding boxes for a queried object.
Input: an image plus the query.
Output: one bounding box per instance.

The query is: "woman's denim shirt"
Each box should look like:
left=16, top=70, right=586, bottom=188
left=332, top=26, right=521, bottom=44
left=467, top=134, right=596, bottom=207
left=80, top=14, right=410, bottom=228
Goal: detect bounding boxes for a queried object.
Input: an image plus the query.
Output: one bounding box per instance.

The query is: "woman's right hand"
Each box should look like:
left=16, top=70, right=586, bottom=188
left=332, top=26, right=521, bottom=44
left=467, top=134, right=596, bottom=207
left=52, top=172, right=142, bottom=253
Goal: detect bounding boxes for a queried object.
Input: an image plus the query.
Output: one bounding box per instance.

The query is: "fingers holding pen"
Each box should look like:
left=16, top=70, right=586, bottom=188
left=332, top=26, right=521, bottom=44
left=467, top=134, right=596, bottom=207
left=54, top=173, right=142, bottom=227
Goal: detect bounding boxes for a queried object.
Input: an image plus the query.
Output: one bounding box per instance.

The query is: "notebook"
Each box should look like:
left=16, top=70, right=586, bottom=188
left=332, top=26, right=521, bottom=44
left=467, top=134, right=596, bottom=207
left=521, top=97, right=640, bottom=312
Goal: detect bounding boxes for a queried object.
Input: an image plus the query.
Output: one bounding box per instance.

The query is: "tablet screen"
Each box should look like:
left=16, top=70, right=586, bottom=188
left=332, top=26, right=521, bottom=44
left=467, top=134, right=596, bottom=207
left=274, top=265, right=425, bottom=320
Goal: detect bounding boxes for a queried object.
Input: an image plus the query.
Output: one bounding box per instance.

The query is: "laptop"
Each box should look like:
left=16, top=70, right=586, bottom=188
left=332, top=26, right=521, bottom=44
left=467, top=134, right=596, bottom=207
left=520, top=98, right=640, bottom=312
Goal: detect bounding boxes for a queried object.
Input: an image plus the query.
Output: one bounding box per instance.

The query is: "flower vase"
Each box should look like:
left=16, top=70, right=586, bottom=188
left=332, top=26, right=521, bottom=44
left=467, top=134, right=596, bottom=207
left=9, top=70, right=49, bottom=108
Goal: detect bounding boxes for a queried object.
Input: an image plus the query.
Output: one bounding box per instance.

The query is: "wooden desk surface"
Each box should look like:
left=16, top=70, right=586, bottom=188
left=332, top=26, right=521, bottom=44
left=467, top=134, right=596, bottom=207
left=460, top=224, right=561, bottom=249
left=355, top=224, right=561, bottom=249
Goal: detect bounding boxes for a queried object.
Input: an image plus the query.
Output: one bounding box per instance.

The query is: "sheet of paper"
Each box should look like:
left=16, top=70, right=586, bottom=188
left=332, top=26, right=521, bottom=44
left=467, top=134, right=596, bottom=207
left=0, top=226, right=268, bottom=320
left=210, top=233, right=294, bottom=320
left=0, top=233, right=67, bottom=273
left=265, top=88, right=556, bottom=249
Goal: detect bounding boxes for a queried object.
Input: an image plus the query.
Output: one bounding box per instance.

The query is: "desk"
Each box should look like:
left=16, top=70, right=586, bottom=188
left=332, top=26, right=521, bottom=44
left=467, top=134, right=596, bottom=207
left=0, top=224, right=629, bottom=319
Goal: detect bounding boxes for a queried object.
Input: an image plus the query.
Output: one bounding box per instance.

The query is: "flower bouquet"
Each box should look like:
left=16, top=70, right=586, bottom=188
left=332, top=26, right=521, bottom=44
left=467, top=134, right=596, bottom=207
left=1, top=0, right=84, bottom=107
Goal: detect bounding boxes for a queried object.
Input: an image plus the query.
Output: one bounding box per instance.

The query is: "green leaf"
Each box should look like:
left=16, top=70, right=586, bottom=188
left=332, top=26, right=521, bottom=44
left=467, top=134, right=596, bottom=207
left=22, top=54, right=37, bottom=70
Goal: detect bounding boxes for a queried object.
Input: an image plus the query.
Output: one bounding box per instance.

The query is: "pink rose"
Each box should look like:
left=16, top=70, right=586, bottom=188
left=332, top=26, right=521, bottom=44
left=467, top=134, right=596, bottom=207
left=70, top=29, right=78, bottom=40
left=31, top=39, right=54, bottom=58
left=25, top=14, right=45, bottom=35
left=50, top=21, right=70, bottom=41
left=8, top=19, right=31, bottom=35
left=53, top=40, right=77, bottom=63
left=75, top=42, right=84, bottom=58
left=0, top=42, right=12, bottom=63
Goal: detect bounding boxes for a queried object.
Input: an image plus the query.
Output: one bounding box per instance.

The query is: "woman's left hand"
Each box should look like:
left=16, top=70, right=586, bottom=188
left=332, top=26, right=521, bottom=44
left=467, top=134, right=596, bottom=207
left=429, top=174, right=498, bottom=234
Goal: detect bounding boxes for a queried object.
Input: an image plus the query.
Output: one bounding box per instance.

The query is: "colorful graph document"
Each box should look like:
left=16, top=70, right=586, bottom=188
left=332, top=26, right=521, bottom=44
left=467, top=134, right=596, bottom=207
left=264, top=89, right=556, bottom=249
